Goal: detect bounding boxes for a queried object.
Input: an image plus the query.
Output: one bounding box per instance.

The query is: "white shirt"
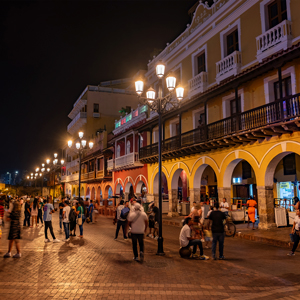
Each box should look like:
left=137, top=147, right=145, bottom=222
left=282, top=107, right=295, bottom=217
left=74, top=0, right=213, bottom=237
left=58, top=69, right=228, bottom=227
left=220, top=202, right=229, bottom=212
left=117, top=205, right=125, bottom=220
left=179, top=224, right=191, bottom=247
left=128, top=210, right=148, bottom=234
left=63, top=206, right=71, bottom=223
left=295, top=215, right=300, bottom=231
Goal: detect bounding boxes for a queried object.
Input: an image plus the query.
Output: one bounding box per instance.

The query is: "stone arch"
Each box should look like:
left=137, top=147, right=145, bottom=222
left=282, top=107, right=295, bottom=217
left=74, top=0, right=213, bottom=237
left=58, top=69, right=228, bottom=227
left=104, top=185, right=113, bottom=199
left=86, top=187, right=90, bottom=199
left=72, top=187, right=76, bottom=197
left=125, top=181, right=133, bottom=194
left=169, top=162, right=190, bottom=190
left=153, top=171, right=168, bottom=194
left=81, top=186, right=85, bottom=198
left=115, top=183, right=123, bottom=195
left=77, top=187, right=79, bottom=196
left=97, top=186, right=102, bottom=201
left=136, top=180, right=146, bottom=194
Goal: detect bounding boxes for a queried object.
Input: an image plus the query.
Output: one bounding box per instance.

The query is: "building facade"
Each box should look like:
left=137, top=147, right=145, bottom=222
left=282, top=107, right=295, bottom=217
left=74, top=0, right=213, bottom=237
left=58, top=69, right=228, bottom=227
left=135, top=0, right=300, bottom=229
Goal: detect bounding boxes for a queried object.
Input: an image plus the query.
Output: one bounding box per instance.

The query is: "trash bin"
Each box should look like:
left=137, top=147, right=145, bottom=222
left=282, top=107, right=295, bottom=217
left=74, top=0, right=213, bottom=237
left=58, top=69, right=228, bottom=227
left=181, top=202, right=190, bottom=216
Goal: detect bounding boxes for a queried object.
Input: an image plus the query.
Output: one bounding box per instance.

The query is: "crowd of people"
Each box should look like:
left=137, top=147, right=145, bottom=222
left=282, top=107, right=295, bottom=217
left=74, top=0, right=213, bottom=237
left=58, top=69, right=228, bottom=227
left=0, top=195, right=100, bottom=258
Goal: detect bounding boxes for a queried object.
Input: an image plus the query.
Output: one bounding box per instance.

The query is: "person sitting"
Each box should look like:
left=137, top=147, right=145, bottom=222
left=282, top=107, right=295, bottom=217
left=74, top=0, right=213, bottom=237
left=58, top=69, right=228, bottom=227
left=179, top=217, right=209, bottom=260
left=220, top=198, right=230, bottom=215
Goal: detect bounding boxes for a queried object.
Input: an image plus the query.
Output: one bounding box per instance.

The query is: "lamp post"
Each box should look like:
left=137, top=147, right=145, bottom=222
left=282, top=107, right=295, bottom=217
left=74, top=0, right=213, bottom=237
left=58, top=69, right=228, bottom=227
left=67, top=131, right=94, bottom=201
left=135, top=61, right=184, bottom=255
left=45, top=154, right=65, bottom=204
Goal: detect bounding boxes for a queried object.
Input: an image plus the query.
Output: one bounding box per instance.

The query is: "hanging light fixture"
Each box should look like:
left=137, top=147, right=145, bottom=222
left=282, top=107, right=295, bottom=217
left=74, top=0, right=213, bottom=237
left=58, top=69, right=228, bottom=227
left=166, top=73, right=176, bottom=91
left=146, top=87, right=156, bottom=103
left=156, top=61, right=165, bottom=78
left=135, top=80, right=144, bottom=95
left=176, top=86, right=184, bottom=101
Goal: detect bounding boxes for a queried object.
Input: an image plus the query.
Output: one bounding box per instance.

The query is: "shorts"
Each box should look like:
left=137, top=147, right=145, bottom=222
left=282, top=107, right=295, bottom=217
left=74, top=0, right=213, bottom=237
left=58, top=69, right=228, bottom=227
left=149, top=220, right=155, bottom=228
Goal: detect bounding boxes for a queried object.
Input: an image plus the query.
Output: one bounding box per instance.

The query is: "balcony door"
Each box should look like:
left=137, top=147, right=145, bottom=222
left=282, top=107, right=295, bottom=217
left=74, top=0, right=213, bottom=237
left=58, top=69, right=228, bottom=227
left=274, top=76, right=292, bottom=119
left=229, top=97, right=241, bottom=133
left=226, top=29, right=239, bottom=56
left=268, top=0, right=287, bottom=29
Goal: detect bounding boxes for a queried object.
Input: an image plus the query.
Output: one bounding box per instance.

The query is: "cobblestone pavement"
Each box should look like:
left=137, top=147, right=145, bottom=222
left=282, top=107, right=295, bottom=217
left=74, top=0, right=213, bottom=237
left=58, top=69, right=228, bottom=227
left=0, top=213, right=300, bottom=300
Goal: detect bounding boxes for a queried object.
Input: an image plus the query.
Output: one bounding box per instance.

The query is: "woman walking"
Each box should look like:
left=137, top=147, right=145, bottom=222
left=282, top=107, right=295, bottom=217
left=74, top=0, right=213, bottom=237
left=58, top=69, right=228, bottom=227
left=4, top=200, right=22, bottom=258
left=30, top=198, right=38, bottom=228
left=288, top=209, right=300, bottom=256
left=69, top=204, right=77, bottom=236
left=246, top=196, right=257, bottom=230
left=76, top=200, right=86, bottom=238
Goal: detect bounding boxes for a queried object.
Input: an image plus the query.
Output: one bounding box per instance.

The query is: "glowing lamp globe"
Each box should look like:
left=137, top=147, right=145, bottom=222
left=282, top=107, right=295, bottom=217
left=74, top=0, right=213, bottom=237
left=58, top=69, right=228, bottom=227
left=76, top=142, right=80, bottom=150
left=146, top=87, right=156, bottom=103
left=176, top=86, right=184, bottom=101
left=166, top=74, right=176, bottom=91
left=89, top=142, right=94, bottom=149
left=135, top=80, right=144, bottom=95
left=68, top=140, right=72, bottom=148
left=156, top=62, right=165, bottom=78
left=78, top=132, right=84, bottom=139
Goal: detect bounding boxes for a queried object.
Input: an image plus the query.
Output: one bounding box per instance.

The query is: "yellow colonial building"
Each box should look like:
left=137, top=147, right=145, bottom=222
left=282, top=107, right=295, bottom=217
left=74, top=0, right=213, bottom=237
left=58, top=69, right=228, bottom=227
left=137, top=0, right=300, bottom=229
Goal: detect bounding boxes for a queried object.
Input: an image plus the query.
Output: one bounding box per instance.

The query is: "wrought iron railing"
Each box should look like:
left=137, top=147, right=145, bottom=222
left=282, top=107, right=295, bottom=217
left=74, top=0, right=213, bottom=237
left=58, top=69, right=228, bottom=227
left=139, top=93, right=300, bottom=159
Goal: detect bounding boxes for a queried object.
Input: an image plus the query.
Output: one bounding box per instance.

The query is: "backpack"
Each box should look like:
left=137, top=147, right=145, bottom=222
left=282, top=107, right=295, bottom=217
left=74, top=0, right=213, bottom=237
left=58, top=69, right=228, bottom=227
left=120, top=207, right=130, bottom=220
left=69, top=208, right=76, bottom=223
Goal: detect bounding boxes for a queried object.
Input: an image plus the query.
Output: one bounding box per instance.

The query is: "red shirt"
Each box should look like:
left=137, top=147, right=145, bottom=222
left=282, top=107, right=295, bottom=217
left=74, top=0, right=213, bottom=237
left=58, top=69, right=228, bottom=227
left=0, top=205, right=4, bottom=219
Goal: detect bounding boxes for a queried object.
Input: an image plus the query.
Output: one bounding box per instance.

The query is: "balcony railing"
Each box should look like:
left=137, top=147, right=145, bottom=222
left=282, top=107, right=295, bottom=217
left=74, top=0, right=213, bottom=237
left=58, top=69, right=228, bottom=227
left=256, top=20, right=292, bottom=62
left=216, top=51, right=241, bottom=84
left=61, top=173, right=79, bottom=183
left=108, top=152, right=143, bottom=170
left=67, top=111, right=87, bottom=134
left=139, top=93, right=300, bottom=160
left=188, top=72, right=208, bottom=95
left=107, top=159, right=114, bottom=171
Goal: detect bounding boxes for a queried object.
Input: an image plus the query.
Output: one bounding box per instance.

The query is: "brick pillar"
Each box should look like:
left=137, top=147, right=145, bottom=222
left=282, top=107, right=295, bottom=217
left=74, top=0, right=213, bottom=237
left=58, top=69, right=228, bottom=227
left=217, top=187, right=231, bottom=203
left=189, top=188, right=200, bottom=210
left=257, top=186, right=276, bottom=230
left=168, top=189, right=179, bottom=217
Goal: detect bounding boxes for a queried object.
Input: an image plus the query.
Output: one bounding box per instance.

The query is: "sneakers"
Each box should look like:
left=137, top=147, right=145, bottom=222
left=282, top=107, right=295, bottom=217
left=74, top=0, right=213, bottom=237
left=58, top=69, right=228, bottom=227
left=219, top=256, right=225, bottom=260
left=133, top=257, right=139, bottom=261
left=287, top=252, right=295, bottom=256
left=192, top=254, right=199, bottom=258
left=140, top=252, right=144, bottom=262
left=44, top=239, right=51, bottom=243
left=53, top=239, right=60, bottom=243
left=200, top=255, right=209, bottom=260
left=63, top=238, right=70, bottom=242
left=3, top=252, right=11, bottom=258
left=13, top=253, right=21, bottom=258
left=57, top=229, right=63, bottom=233
left=154, top=236, right=158, bottom=240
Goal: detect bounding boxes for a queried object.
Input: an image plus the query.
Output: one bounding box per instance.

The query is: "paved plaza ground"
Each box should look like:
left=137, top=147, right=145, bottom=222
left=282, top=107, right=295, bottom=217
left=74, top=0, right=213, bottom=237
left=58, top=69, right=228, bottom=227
left=0, top=213, right=300, bottom=300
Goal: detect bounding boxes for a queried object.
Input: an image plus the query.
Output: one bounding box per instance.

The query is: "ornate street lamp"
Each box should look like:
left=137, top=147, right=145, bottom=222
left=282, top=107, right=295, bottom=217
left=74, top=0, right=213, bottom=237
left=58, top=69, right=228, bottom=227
left=67, top=131, right=94, bottom=201
left=135, top=61, right=184, bottom=255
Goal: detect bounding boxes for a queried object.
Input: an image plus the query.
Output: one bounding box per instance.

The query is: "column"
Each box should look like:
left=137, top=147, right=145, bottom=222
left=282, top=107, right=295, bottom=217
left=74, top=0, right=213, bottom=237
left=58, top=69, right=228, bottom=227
left=168, top=189, right=179, bottom=217
left=217, top=187, right=231, bottom=203
left=257, top=186, right=276, bottom=229
left=189, top=188, right=200, bottom=210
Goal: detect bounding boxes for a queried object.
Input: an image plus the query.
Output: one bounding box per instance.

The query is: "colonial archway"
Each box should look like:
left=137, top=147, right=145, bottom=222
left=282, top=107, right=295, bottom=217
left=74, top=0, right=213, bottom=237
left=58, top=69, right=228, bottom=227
left=153, top=171, right=169, bottom=214
left=81, top=186, right=85, bottom=199
left=86, top=187, right=90, bottom=199
left=97, top=186, right=102, bottom=201
left=91, top=187, right=95, bottom=200
left=136, top=180, right=146, bottom=194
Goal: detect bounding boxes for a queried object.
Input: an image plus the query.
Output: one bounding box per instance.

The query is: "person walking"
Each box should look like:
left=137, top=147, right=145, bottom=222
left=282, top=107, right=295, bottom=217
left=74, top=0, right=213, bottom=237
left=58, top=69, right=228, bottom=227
left=3, top=200, right=22, bottom=258
left=37, top=197, right=44, bottom=227
left=23, top=198, right=31, bottom=227
left=69, top=204, right=77, bottom=236
left=89, top=200, right=94, bottom=223
left=246, top=196, right=257, bottom=230
left=288, top=208, right=300, bottom=256
left=209, top=202, right=226, bottom=260
left=62, top=200, right=71, bottom=242
left=114, top=200, right=129, bottom=240
left=30, top=198, right=38, bottom=228
left=127, top=203, right=148, bottom=262
left=76, top=200, right=86, bottom=238
left=58, top=198, right=65, bottom=233
left=43, top=198, right=60, bottom=243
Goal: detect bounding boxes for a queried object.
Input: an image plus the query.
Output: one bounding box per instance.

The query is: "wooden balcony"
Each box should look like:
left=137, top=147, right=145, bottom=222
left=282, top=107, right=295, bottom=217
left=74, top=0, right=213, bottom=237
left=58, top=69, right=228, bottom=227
left=139, top=93, right=300, bottom=163
left=81, top=169, right=111, bottom=182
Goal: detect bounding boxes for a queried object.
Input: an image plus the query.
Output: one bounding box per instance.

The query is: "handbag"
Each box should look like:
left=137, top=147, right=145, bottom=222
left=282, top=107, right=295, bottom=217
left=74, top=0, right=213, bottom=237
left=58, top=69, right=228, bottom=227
left=77, top=216, right=82, bottom=225
left=290, top=233, right=294, bottom=243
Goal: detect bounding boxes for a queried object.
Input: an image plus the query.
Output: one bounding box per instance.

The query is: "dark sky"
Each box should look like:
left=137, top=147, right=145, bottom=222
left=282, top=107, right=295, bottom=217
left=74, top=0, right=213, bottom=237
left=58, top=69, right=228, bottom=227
left=0, top=0, right=195, bottom=175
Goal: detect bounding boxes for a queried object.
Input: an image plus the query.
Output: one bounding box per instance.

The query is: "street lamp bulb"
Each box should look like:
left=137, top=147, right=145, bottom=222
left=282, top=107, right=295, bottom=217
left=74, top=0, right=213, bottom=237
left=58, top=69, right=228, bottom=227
left=53, top=160, right=56, bottom=165
left=42, top=163, right=45, bottom=167
left=39, top=173, right=42, bottom=177
left=27, top=176, right=29, bottom=179
left=15, top=171, right=18, bottom=174
left=35, top=168, right=39, bottom=172
left=78, top=131, right=84, bottom=139
left=31, top=173, right=33, bottom=176
left=135, top=80, right=144, bottom=95
left=146, top=87, right=156, bottom=102
left=166, top=73, right=176, bottom=91
left=47, top=168, right=50, bottom=172
left=35, top=173, right=38, bottom=176
left=54, top=153, right=58, bottom=158
left=156, top=62, right=165, bottom=78
left=176, top=86, right=184, bottom=101
left=81, top=140, right=87, bottom=147
left=68, top=140, right=72, bottom=148
left=89, top=142, right=94, bottom=149
left=76, top=142, right=80, bottom=149
left=61, top=159, right=64, bottom=165
left=46, top=159, right=50, bottom=164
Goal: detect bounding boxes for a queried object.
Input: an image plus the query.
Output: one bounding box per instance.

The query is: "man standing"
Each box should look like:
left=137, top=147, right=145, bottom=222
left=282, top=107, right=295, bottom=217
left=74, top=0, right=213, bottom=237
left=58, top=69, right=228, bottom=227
left=23, top=198, right=31, bottom=227
left=58, top=198, right=65, bottom=233
left=209, top=202, right=226, bottom=260
left=128, top=203, right=148, bottom=262
left=89, top=200, right=94, bottom=223
left=114, top=200, right=129, bottom=240
left=179, top=217, right=209, bottom=260
left=62, top=200, right=71, bottom=242
left=43, top=198, right=60, bottom=243
left=220, top=198, right=229, bottom=215
left=37, top=197, right=44, bottom=227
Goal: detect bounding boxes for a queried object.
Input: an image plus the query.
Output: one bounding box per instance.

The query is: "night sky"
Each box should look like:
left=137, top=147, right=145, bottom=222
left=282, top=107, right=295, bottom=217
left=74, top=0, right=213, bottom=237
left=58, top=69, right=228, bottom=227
left=0, top=0, right=196, bottom=176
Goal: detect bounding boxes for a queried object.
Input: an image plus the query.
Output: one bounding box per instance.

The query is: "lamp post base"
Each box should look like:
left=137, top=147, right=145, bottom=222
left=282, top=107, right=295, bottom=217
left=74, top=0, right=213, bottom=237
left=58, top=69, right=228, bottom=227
left=156, top=237, right=165, bottom=256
